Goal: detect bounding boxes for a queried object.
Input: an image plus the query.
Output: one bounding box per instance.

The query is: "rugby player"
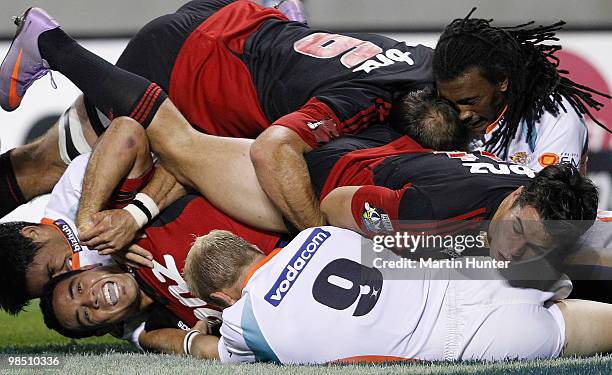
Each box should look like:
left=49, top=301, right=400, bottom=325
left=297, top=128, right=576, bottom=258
left=0, top=87, right=450, bottom=318
left=74, top=87, right=597, bottom=265
left=182, top=227, right=612, bottom=363
left=41, top=226, right=612, bottom=363
left=0, top=117, right=282, bottom=352
left=433, top=9, right=611, bottom=171
left=1, top=2, right=608, bottom=230
left=0, top=0, right=434, bottom=230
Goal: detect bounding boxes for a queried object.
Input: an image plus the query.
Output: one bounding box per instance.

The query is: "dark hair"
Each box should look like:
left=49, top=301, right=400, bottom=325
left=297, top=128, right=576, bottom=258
left=390, top=87, right=469, bottom=150
left=433, top=8, right=611, bottom=158
left=0, top=221, right=41, bottom=314
left=516, top=163, right=598, bottom=247
left=39, top=269, right=106, bottom=339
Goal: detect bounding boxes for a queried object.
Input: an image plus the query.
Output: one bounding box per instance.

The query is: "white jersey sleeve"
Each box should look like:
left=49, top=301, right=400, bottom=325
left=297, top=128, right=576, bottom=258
left=482, top=98, right=588, bottom=172
left=218, top=312, right=256, bottom=364
left=43, top=153, right=111, bottom=268
left=44, top=154, right=90, bottom=221
left=525, top=107, right=587, bottom=172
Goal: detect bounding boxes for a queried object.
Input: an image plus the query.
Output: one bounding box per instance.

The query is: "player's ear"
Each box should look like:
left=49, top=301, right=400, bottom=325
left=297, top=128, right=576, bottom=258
left=512, top=186, right=524, bottom=197
left=210, top=291, right=235, bottom=308
left=21, top=225, right=45, bottom=241
left=251, top=245, right=264, bottom=255
left=498, top=76, right=509, bottom=93
left=507, top=186, right=524, bottom=206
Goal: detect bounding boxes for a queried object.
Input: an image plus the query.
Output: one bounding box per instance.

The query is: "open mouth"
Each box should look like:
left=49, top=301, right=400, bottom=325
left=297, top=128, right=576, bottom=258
left=102, top=281, right=120, bottom=306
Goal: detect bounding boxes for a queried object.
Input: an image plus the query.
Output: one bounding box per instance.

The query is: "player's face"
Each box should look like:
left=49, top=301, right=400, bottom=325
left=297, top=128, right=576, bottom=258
left=25, top=241, right=73, bottom=298
left=52, top=266, right=141, bottom=332
left=437, top=67, right=507, bottom=134
left=488, top=204, right=550, bottom=262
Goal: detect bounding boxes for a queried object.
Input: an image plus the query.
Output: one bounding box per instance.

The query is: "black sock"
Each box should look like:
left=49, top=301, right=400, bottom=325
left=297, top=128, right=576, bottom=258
left=0, top=150, right=26, bottom=218
left=38, top=29, right=166, bottom=128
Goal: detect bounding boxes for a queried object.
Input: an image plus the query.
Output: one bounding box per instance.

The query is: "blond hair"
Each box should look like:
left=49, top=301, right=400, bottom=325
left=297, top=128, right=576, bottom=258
left=184, top=230, right=260, bottom=303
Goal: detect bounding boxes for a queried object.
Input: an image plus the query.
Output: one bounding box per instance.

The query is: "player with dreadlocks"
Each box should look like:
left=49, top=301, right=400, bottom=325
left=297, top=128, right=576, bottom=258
left=433, top=8, right=611, bottom=172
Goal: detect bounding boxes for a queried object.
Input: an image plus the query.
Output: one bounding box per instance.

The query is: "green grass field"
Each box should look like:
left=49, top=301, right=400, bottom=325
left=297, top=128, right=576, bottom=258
left=1, top=303, right=611, bottom=374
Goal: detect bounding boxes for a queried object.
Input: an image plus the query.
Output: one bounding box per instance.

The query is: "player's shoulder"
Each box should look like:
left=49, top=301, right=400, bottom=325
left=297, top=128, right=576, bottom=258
left=536, top=96, right=587, bottom=136
left=290, top=226, right=361, bottom=244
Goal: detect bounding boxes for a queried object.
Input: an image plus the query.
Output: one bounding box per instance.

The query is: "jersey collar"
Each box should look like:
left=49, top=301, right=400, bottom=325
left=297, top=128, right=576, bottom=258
left=40, top=217, right=84, bottom=270
left=485, top=105, right=509, bottom=135
left=242, top=247, right=283, bottom=288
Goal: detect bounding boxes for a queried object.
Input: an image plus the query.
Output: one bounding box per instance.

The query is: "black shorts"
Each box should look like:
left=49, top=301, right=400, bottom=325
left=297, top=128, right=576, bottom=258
left=85, top=0, right=236, bottom=133
left=116, top=0, right=236, bottom=90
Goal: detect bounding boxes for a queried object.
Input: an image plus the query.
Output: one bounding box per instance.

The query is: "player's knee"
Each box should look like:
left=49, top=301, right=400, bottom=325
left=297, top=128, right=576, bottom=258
left=108, top=117, right=149, bottom=152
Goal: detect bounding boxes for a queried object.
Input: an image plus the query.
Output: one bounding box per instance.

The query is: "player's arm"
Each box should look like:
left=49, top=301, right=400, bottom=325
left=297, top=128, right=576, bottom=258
left=251, top=126, right=324, bottom=231
left=320, top=186, right=362, bottom=232
left=77, top=117, right=185, bottom=256
left=137, top=327, right=218, bottom=359
left=321, top=184, right=418, bottom=235
left=138, top=328, right=188, bottom=354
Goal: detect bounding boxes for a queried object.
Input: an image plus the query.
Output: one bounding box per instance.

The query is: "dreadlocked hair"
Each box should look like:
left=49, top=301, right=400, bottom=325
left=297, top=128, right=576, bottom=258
left=433, top=8, right=611, bottom=159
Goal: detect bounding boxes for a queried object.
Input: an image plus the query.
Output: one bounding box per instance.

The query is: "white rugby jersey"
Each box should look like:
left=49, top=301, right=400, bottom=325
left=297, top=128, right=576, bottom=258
left=43, top=154, right=145, bottom=346
left=43, top=154, right=112, bottom=269
left=218, top=227, right=563, bottom=363
left=474, top=98, right=588, bottom=172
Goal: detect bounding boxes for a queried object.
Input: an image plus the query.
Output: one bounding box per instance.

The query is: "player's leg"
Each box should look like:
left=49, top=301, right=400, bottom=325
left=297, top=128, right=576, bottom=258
left=146, top=100, right=286, bottom=232
left=0, top=8, right=285, bottom=231
left=556, top=299, right=612, bottom=356
left=0, top=93, right=102, bottom=218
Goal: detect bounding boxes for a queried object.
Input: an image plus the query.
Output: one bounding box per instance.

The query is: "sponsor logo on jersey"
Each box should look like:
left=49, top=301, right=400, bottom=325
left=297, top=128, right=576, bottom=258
left=54, top=219, right=82, bottom=254
left=264, top=228, right=331, bottom=307
left=361, top=202, right=394, bottom=233
left=352, top=48, right=415, bottom=74
left=538, top=152, right=560, bottom=167
left=510, top=151, right=529, bottom=165
left=560, top=152, right=581, bottom=168
left=462, top=162, right=536, bottom=178
left=293, top=32, right=415, bottom=74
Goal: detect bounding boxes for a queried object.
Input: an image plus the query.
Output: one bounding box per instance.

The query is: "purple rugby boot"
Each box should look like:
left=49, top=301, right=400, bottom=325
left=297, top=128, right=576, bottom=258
left=277, top=0, right=307, bottom=24
left=0, top=7, right=59, bottom=111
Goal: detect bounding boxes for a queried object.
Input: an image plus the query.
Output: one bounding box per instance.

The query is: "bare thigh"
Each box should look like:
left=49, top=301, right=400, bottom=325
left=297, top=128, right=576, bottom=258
left=145, top=100, right=286, bottom=232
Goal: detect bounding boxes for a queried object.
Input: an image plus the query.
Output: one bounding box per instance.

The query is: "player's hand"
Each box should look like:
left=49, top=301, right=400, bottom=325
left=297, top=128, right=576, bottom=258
left=111, top=244, right=154, bottom=269
left=79, top=209, right=140, bottom=254
left=192, top=320, right=212, bottom=335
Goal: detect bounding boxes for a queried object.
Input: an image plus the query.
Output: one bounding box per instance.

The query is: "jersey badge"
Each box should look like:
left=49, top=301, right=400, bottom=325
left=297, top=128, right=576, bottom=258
left=361, top=202, right=393, bottom=233
left=510, top=151, right=529, bottom=165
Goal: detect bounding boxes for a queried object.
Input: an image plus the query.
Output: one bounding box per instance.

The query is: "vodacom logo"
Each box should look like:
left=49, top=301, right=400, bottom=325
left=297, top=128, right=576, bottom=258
left=558, top=50, right=612, bottom=152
